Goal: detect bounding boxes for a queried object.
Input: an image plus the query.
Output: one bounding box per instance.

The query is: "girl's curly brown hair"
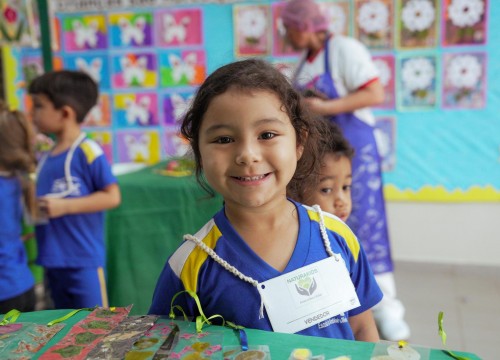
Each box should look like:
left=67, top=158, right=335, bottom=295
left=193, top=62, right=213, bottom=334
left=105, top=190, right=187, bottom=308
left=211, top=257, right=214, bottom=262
left=180, top=58, right=327, bottom=196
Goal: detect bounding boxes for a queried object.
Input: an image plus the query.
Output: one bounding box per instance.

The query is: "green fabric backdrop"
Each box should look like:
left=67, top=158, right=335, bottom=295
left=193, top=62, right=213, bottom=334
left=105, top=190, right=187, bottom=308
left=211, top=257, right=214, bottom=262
left=106, top=162, right=222, bottom=315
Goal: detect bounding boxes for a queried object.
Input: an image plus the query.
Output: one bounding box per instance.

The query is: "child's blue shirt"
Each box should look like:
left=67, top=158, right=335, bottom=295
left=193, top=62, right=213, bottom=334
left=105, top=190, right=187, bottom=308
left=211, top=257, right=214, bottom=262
left=149, top=200, right=382, bottom=340
left=35, top=138, right=117, bottom=268
left=0, top=176, right=35, bottom=301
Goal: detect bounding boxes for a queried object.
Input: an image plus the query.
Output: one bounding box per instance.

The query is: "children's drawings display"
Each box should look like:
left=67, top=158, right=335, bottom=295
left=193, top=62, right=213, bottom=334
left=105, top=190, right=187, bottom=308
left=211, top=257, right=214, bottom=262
left=4, top=0, right=499, bottom=201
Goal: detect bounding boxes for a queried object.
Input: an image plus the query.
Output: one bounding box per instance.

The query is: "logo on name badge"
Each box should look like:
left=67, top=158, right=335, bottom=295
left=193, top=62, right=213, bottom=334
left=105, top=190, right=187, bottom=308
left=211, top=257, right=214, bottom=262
left=295, top=276, right=317, bottom=296
left=286, top=268, right=326, bottom=308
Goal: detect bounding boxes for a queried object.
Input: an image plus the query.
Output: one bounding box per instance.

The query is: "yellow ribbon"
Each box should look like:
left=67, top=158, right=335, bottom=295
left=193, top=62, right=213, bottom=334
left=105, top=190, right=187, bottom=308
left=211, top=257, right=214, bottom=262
left=169, top=290, right=245, bottom=333
left=0, top=309, right=21, bottom=325
left=47, top=306, right=115, bottom=326
left=438, top=311, right=470, bottom=360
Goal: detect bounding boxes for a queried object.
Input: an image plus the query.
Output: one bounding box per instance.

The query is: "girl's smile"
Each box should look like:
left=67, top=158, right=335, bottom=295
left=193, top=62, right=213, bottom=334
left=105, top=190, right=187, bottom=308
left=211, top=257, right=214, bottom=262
left=232, top=173, right=270, bottom=183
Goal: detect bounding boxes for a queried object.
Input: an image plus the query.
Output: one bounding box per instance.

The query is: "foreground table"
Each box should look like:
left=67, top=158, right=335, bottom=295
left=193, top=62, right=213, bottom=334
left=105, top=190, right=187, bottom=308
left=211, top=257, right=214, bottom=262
left=106, top=161, right=223, bottom=315
left=11, top=309, right=480, bottom=360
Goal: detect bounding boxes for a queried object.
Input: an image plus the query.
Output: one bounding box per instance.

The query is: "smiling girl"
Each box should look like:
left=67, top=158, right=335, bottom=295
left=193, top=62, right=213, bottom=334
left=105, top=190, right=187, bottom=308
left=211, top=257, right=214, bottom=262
left=149, top=59, right=382, bottom=341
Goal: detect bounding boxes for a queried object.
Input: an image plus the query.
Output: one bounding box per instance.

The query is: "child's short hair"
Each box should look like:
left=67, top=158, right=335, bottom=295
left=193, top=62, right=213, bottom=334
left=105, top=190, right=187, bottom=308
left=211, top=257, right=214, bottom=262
left=28, top=70, right=98, bottom=123
left=319, top=121, right=355, bottom=161
left=288, top=120, right=354, bottom=202
left=0, top=101, right=36, bottom=217
left=181, top=58, right=325, bottom=194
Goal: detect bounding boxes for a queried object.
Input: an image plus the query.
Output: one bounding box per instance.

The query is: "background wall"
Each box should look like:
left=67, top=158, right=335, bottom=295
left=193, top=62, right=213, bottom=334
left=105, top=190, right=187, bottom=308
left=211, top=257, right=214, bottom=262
left=2, top=0, right=499, bottom=267
left=387, top=203, right=500, bottom=266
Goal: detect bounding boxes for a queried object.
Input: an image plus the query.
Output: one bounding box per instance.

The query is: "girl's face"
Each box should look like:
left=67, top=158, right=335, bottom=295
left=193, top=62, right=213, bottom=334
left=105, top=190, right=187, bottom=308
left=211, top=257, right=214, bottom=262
left=198, top=89, right=303, bottom=211
left=303, top=153, right=352, bottom=222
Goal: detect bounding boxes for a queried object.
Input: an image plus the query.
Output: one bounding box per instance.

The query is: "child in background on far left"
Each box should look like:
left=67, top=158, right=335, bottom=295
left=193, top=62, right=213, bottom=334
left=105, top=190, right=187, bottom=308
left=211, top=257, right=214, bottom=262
left=0, top=101, right=37, bottom=313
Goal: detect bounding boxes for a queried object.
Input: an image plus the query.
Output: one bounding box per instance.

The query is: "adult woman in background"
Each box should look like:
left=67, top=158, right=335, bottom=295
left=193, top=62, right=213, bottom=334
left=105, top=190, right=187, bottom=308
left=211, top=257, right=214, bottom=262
left=282, top=0, right=410, bottom=341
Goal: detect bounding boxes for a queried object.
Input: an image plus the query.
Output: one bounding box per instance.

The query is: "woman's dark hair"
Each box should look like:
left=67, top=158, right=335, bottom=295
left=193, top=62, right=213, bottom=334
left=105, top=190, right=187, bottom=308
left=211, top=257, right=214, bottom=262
left=180, top=58, right=325, bottom=195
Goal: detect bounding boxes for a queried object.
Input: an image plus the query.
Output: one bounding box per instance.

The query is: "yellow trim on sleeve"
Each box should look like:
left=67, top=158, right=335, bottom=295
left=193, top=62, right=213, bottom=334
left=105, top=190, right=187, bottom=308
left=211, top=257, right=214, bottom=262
left=308, top=209, right=360, bottom=262
left=80, top=141, right=99, bottom=164
left=180, top=226, right=222, bottom=293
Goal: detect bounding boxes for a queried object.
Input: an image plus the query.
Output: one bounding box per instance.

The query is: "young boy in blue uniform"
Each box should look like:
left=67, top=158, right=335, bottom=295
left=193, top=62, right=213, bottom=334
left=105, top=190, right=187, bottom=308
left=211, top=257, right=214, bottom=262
left=29, top=70, right=121, bottom=309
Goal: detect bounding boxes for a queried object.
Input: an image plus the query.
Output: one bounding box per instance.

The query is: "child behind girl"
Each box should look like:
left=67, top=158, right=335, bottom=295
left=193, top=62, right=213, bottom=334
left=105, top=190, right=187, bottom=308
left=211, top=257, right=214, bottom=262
left=288, top=121, right=355, bottom=223
left=0, top=102, right=36, bottom=313
left=289, top=121, right=410, bottom=341
left=149, top=59, right=382, bottom=341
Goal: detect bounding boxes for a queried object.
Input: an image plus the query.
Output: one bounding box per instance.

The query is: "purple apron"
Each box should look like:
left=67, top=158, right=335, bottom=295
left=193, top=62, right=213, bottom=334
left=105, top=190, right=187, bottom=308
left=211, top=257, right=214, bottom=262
left=294, top=39, right=393, bottom=274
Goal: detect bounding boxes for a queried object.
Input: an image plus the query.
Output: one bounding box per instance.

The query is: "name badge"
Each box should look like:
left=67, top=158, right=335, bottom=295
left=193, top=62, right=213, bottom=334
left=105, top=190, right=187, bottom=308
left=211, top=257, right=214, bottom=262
left=257, top=256, right=360, bottom=334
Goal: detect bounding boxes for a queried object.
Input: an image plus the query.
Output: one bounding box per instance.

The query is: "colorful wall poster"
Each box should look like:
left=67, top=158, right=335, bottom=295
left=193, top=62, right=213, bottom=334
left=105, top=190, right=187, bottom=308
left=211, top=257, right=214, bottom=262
left=442, top=0, right=488, bottom=46
left=320, top=0, right=351, bottom=36
left=108, top=12, right=154, bottom=48
left=162, top=90, right=195, bottom=126
left=354, top=0, right=394, bottom=49
left=111, top=52, right=157, bottom=88
left=397, top=53, right=438, bottom=110
left=164, top=128, right=190, bottom=157
left=61, top=14, right=108, bottom=51
left=396, top=0, right=439, bottom=49
left=154, top=8, right=203, bottom=47
left=113, top=92, right=159, bottom=127
left=234, top=4, right=271, bottom=56
left=116, top=130, right=161, bottom=164
left=442, top=52, right=487, bottom=109
left=64, top=53, right=111, bottom=89
left=158, top=49, right=206, bottom=87
left=0, top=0, right=38, bottom=46
left=372, top=54, right=396, bottom=109
left=83, top=93, right=112, bottom=127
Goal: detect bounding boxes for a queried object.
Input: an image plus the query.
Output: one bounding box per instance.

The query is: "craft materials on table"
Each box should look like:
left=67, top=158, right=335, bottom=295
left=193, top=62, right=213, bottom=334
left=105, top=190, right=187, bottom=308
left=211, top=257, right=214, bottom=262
left=371, top=340, right=429, bottom=360
left=223, top=345, right=271, bottom=360
left=86, top=315, right=158, bottom=359
left=1, top=307, right=480, bottom=359
left=164, top=320, right=223, bottom=359
left=39, top=306, right=132, bottom=359
left=0, top=322, right=65, bottom=359
left=124, top=320, right=178, bottom=360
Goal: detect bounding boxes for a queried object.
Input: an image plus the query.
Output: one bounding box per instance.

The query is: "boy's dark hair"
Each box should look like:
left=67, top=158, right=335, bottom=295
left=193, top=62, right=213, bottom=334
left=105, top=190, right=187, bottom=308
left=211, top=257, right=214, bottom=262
left=288, top=120, right=355, bottom=202
left=181, top=58, right=324, bottom=195
left=319, top=121, right=355, bottom=161
left=28, top=70, right=98, bottom=123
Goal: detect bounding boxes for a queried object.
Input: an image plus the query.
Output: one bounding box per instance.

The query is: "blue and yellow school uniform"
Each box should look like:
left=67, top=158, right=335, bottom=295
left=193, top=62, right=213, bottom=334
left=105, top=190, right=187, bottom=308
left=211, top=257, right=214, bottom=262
left=149, top=200, right=382, bottom=340
left=35, top=138, right=116, bottom=309
left=0, top=176, right=35, bottom=305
